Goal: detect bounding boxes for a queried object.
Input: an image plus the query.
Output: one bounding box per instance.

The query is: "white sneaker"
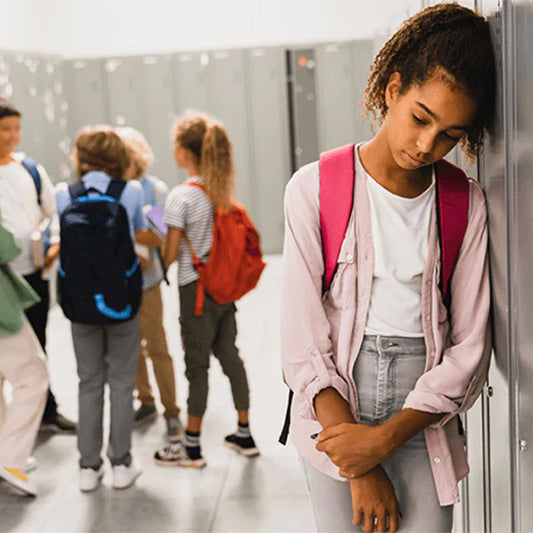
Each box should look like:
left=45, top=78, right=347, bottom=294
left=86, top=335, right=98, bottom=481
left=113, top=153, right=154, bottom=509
left=79, top=465, right=104, bottom=492
left=0, top=467, right=36, bottom=496
left=26, top=456, right=38, bottom=473
left=112, top=458, right=142, bottom=490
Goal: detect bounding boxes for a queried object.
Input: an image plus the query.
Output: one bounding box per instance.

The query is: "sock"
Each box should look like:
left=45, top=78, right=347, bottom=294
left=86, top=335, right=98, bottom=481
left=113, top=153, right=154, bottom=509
left=236, top=422, right=251, bottom=439
left=184, top=430, right=202, bottom=459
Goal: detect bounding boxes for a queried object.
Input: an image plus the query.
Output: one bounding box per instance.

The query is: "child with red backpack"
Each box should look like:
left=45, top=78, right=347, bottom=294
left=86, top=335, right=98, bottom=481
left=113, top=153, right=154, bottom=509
left=281, top=5, right=495, bottom=532
left=153, top=112, right=264, bottom=468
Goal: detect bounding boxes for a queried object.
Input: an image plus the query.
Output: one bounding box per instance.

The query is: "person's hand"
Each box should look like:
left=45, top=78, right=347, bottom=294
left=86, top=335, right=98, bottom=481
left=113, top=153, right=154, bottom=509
left=315, top=422, right=388, bottom=479
left=350, top=465, right=400, bottom=532
left=43, top=243, right=60, bottom=270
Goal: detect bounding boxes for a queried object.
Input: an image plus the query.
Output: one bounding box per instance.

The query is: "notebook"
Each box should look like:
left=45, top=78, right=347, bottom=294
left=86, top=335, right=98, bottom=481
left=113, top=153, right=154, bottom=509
left=144, top=205, right=168, bottom=240
left=31, top=219, right=51, bottom=269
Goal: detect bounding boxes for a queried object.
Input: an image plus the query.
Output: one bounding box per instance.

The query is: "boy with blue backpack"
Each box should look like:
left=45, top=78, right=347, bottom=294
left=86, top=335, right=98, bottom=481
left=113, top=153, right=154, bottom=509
left=55, top=125, right=147, bottom=492
left=0, top=97, right=76, bottom=435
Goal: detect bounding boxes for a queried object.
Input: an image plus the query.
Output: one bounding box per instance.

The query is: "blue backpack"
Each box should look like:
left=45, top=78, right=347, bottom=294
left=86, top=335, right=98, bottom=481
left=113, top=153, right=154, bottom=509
left=57, top=180, right=142, bottom=324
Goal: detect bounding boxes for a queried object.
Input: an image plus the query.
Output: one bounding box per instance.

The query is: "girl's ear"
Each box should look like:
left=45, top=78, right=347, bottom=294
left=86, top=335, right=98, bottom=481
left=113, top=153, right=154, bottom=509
left=385, top=72, right=403, bottom=109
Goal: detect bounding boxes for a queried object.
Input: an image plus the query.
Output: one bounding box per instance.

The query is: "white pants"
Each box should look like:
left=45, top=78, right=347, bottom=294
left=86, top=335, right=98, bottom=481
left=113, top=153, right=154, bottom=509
left=0, top=319, right=48, bottom=469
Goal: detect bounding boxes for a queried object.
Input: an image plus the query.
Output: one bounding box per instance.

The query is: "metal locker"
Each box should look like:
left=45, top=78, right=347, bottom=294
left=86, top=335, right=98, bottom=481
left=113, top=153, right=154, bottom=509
left=205, top=49, right=254, bottom=217
left=245, top=47, right=291, bottom=254
left=40, top=57, right=69, bottom=182
left=349, top=39, right=375, bottom=144
left=8, top=54, right=47, bottom=167
left=511, top=1, right=533, bottom=529
left=104, top=57, right=146, bottom=132
left=315, top=42, right=356, bottom=151
left=135, top=55, right=177, bottom=187
left=172, top=52, right=209, bottom=116
left=315, top=39, right=375, bottom=152
left=63, top=58, right=108, bottom=153
left=287, top=48, right=320, bottom=171
left=172, top=52, right=209, bottom=184
left=480, top=1, right=515, bottom=531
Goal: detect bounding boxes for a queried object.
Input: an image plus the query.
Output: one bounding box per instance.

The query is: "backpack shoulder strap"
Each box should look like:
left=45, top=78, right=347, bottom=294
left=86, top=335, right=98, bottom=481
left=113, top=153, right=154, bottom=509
left=435, top=159, right=470, bottom=306
left=319, top=144, right=355, bottom=292
left=68, top=181, right=87, bottom=202
left=105, top=179, right=127, bottom=201
left=21, top=157, right=42, bottom=206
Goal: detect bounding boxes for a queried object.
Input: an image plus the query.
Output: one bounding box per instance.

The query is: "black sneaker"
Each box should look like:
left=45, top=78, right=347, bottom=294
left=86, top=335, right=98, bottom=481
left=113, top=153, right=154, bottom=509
left=153, top=442, right=207, bottom=468
left=133, top=404, right=157, bottom=427
left=224, top=433, right=260, bottom=457
left=39, top=412, right=77, bottom=433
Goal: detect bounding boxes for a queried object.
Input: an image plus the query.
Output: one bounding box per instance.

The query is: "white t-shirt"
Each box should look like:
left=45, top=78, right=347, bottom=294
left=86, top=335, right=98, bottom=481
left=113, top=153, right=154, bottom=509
left=364, top=167, right=435, bottom=337
left=0, top=154, right=58, bottom=276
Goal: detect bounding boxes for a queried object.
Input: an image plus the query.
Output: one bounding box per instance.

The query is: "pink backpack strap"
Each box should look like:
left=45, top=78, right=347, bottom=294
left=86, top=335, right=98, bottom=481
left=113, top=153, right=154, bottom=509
left=435, top=159, right=470, bottom=304
left=319, top=144, right=355, bottom=291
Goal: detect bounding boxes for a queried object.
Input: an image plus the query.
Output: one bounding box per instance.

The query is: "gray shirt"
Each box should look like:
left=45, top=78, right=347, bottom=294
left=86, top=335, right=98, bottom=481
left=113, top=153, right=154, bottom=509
left=164, top=176, right=214, bottom=286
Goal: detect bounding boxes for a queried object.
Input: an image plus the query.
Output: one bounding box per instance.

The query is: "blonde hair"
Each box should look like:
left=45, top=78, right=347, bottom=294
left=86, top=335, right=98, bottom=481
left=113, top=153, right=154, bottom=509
left=73, top=125, right=130, bottom=180
left=172, top=111, right=235, bottom=208
left=115, top=126, right=154, bottom=178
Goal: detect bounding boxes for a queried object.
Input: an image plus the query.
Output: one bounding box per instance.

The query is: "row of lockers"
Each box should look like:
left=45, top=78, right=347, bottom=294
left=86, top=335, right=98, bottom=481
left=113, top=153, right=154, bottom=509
left=0, top=40, right=378, bottom=253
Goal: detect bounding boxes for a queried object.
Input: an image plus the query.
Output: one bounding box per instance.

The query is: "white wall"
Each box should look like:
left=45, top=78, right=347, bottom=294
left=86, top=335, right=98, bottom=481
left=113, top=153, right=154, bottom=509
left=1, top=0, right=422, bottom=57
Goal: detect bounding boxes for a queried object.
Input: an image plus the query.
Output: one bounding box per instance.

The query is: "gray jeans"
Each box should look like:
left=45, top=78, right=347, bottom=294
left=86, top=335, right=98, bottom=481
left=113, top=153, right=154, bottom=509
left=71, top=314, right=140, bottom=468
left=302, top=335, right=453, bottom=533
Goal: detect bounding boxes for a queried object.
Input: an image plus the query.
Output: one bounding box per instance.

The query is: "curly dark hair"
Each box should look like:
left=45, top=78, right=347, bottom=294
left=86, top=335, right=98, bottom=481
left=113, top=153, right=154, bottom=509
left=364, top=3, right=496, bottom=157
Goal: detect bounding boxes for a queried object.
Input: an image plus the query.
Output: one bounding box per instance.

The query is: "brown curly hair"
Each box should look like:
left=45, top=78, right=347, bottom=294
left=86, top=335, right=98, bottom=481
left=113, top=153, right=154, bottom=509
left=364, top=3, right=496, bottom=157
left=172, top=111, right=235, bottom=209
left=73, top=125, right=131, bottom=181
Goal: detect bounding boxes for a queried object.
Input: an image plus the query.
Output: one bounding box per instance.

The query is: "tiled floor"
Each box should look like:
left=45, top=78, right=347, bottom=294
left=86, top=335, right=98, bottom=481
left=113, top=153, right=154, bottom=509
left=0, top=256, right=315, bottom=533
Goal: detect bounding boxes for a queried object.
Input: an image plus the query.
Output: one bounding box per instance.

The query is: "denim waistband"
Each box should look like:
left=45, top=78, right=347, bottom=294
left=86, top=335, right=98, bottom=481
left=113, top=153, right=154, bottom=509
left=354, top=335, right=427, bottom=447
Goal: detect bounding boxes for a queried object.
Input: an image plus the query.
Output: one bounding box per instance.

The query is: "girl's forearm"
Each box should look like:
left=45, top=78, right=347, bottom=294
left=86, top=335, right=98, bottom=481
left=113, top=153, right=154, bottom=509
left=379, top=408, right=442, bottom=457
left=314, top=387, right=356, bottom=428
left=135, top=229, right=163, bottom=248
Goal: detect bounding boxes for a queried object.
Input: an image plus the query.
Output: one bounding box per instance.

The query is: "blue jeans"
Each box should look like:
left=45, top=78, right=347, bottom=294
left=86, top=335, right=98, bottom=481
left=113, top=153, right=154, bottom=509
left=301, top=335, right=453, bottom=532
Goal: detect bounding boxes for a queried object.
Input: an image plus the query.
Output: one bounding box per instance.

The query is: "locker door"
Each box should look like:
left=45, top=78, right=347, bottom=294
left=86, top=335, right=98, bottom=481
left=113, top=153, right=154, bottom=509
left=40, top=57, right=68, bottom=182
left=349, top=39, right=375, bottom=144
left=173, top=52, right=209, bottom=115
left=104, top=57, right=146, bottom=132
left=136, top=56, right=177, bottom=187
left=481, top=1, right=514, bottom=532
left=315, top=43, right=355, bottom=151
left=287, top=49, right=320, bottom=170
left=172, top=52, right=209, bottom=184
left=206, top=50, right=254, bottom=216
left=63, top=58, right=108, bottom=144
left=51, top=61, right=73, bottom=182
left=245, top=47, right=291, bottom=253
left=511, top=1, right=533, bottom=529
left=8, top=54, right=46, bottom=165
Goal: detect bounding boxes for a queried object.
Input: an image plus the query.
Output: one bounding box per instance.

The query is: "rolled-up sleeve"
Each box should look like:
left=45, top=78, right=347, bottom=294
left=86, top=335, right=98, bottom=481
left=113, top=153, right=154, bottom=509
left=404, top=180, right=491, bottom=425
left=281, top=163, right=350, bottom=421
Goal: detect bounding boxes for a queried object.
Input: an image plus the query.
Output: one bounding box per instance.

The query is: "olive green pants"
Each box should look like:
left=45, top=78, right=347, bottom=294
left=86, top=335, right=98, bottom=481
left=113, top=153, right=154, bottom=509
left=179, top=281, right=250, bottom=417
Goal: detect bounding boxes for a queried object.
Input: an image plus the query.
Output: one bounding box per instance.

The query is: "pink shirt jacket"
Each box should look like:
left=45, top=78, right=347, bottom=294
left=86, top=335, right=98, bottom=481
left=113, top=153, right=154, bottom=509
left=280, top=146, right=491, bottom=506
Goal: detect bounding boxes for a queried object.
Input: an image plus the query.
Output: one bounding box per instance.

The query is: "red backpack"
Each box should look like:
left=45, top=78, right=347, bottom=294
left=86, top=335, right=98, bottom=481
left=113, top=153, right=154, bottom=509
left=183, top=182, right=266, bottom=316
left=279, top=144, right=470, bottom=445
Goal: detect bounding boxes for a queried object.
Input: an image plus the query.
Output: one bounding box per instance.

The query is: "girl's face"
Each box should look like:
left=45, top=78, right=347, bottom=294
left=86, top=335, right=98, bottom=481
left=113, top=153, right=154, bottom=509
left=383, top=70, right=477, bottom=169
left=173, top=143, right=188, bottom=169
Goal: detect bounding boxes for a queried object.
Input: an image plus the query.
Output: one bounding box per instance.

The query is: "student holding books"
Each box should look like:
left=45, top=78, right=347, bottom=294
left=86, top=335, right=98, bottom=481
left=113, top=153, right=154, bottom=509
left=117, top=127, right=184, bottom=442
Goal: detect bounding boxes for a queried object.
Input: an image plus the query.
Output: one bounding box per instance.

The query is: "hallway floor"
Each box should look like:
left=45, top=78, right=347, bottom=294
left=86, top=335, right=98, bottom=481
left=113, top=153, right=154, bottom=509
left=0, top=256, right=315, bottom=533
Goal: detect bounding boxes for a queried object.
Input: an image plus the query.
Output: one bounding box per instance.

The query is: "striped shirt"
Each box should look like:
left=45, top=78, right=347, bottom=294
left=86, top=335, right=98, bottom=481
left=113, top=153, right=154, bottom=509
left=164, top=176, right=214, bottom=286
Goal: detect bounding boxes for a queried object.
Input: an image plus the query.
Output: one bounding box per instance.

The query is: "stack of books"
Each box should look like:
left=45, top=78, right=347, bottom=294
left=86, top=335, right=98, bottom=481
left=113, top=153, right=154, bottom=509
left=31, top=219, right=51, bottom=269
